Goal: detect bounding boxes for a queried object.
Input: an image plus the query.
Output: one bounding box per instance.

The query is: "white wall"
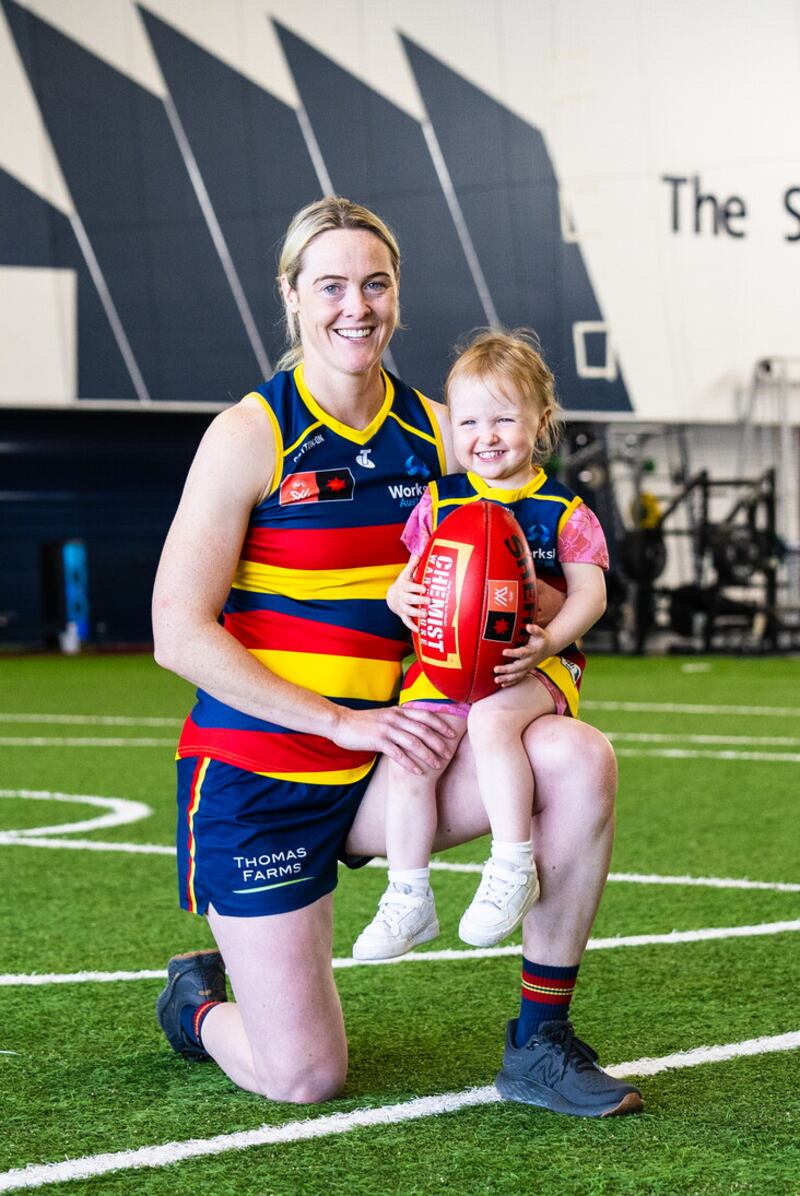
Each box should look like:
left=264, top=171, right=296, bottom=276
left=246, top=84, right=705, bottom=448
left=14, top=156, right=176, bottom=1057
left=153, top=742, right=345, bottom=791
left=2, top=0, right=799, bottom=420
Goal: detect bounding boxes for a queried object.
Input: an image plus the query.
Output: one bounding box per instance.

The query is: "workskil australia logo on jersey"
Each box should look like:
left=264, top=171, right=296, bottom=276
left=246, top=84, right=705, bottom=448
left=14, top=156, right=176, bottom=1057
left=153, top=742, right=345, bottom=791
left=387, top=480, right=426, bottom=508
left=387, top=456, right=431, bottom=507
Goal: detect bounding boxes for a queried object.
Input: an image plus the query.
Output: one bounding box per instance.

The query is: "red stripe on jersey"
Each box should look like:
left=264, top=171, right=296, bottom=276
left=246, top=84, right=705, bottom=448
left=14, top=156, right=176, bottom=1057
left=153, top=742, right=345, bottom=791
left=241, top=523, right=407, bottom=570
left=177, top=718, right=373, bottom=775
left=224, top=609, right=408, bottom=661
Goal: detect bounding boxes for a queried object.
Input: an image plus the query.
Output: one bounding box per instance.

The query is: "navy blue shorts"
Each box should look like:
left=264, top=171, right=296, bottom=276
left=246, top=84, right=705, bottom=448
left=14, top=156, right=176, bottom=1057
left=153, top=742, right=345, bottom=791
left=176, top=756, right=376, bottom=917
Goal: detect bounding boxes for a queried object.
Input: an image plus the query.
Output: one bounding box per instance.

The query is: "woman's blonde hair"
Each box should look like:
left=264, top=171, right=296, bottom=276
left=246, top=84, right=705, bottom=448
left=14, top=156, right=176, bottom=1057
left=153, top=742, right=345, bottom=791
left=445, top=328, right=564, bottom=464
left=275, top=196, right=401, bottom=372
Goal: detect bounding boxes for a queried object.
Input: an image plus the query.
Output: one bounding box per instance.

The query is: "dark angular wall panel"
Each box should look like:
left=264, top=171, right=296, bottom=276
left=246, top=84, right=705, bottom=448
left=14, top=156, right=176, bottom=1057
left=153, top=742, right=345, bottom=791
left=140, top=8, right=323, bottom=372
left=275, top=23, right=487, bottom=399
left=0, top=169, right=134, bottom=398
left=0, top=409, right=213, bottom=645
left=4, top=0, right=260, bottom=403
left=404, top=38, right=632, bottom=413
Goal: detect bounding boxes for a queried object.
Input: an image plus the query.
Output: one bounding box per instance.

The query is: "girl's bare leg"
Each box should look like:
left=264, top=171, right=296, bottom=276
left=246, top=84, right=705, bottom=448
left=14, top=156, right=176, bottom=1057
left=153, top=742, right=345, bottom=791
left=349, top=715, right=617, bottom=964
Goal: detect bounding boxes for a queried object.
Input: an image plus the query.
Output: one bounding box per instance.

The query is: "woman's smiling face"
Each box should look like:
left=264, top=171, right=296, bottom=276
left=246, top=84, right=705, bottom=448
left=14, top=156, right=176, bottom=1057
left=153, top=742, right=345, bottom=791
left=281, top=228, right=399, bottom=380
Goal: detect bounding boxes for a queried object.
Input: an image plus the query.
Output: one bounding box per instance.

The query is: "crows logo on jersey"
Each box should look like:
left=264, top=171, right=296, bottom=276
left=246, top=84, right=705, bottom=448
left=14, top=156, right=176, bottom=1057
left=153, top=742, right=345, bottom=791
left=279, top=468, right=355, bottom=505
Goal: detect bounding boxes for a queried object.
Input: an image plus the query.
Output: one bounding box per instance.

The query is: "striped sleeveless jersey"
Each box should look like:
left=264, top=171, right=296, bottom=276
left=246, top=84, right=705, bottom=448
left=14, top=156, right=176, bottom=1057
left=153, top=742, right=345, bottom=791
left=177, top=364, right=446, bottom=782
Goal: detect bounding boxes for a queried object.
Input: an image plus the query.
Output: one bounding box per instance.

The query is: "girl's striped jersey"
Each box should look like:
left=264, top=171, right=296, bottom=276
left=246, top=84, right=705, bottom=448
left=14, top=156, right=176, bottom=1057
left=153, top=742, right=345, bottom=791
left=399, top=470, right=590, bottom=716
left=177, top=364, right=446, bottom=783
left=429, top=469, right=585, bottom=588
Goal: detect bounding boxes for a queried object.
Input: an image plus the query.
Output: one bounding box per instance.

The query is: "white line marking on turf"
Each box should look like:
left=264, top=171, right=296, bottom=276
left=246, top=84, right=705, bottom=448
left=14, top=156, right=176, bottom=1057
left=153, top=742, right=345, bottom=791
left=6, top=733, right=800, bottom=753
left=583, top=700, right=800, bottom=717
left=0, top=715, right=182, bottom=727
left=607, top=1030, right=800, bottom=1077
left=4, top=919, right=799, bottom=987
left=608, top=871, right=800, bottom=892
left=3, top=700, right=799, bottom=726
left=0, top=969, right=168, bottom=987
left=420, top=860, right=800, bottom=893
left=0, top=835, right=175, bottom=854
left=2, top=830, right=799, bottom=895
left=1, top=1031, right=798, bottom=1191
left=334, top=919, right=800, bottom=966
left=615, top=748, right=800, bottom=763
left=0, top=738, right=175, bottom=748
left=0, top=791, right=151, bottom=837
left=607, top=732, right=800, bottom=747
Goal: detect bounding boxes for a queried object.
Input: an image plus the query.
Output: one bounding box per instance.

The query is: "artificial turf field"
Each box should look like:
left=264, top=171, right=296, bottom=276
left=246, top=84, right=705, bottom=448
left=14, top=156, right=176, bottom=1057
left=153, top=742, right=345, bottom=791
left=1, top=653, right=799, bottom=1195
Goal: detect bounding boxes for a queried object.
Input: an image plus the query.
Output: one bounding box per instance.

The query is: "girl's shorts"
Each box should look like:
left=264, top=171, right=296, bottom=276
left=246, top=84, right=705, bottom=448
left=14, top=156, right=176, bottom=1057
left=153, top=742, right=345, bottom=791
left=176, top=756, right=376, bottom=918
left=399, top=649, right=586, bottom=718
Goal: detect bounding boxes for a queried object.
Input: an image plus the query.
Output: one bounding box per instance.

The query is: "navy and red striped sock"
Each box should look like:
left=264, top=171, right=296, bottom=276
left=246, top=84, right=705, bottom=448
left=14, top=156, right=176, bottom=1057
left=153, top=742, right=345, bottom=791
left=180, top=1000, right=222, bottom=1048
left=514, top=958, right=579, bottom=1047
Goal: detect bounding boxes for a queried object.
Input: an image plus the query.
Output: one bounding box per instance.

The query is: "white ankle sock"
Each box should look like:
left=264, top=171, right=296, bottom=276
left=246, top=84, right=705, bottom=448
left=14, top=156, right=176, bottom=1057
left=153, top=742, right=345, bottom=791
left=388, top=867, right=431, bottom=894
left=491, top=839, right=534, bottom=869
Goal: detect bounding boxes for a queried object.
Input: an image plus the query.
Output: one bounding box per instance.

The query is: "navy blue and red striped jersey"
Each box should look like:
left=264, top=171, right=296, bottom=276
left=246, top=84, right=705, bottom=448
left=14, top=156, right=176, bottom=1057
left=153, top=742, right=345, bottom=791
left=177, top=364, right=446, bottom=781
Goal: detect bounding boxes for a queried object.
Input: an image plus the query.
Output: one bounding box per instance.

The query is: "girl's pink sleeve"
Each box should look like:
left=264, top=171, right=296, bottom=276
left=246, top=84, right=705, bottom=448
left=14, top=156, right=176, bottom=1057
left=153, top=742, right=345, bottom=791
left=558, top=502, right=610, bottom=569
left=401, top=488, right=434, bottom=557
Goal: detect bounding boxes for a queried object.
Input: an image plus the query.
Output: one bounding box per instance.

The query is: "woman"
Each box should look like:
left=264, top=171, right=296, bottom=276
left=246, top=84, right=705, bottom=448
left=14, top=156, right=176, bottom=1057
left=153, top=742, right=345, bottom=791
left=152, top=197, right=642, bottom=1118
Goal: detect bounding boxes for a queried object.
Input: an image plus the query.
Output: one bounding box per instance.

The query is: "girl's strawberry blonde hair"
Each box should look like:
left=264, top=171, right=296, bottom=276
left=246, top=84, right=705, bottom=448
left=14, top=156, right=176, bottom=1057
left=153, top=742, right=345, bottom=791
left=445, top=328, right=564, bottom=465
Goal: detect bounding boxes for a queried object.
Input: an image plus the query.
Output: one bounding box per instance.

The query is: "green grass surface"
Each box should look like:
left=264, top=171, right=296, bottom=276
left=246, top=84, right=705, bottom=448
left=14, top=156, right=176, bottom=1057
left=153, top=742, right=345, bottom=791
left=1, top=654, right=799, bottom=1194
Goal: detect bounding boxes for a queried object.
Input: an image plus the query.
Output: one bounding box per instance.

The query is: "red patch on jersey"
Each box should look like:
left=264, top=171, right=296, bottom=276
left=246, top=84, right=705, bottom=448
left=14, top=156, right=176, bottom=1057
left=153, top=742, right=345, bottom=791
left=279, top=469, right=355, bottom=505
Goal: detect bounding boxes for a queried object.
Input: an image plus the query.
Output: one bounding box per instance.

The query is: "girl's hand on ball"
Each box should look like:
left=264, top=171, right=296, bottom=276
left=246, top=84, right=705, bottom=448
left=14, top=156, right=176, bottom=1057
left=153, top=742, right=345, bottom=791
left=495, top=624, right=552, bottom=687
left=387, top=555, right=427, bottom=632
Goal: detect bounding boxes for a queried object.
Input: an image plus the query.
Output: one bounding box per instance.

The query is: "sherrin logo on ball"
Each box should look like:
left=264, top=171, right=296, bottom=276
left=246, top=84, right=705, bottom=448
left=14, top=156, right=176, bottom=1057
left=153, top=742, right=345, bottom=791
left=412, top=500, right=538, bottom=703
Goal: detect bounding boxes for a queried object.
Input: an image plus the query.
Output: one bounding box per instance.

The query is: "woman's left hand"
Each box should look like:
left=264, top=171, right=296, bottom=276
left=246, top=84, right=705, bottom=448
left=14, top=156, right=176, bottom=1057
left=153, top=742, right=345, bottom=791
left=493, top=624, right=553, bottom=688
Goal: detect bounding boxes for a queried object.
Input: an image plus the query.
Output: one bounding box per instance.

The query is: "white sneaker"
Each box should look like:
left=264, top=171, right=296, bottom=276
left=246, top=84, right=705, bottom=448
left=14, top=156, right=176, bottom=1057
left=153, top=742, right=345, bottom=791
left=458, top=858, right=540, bottom=947
left=353, top=883, right=439, bottom=960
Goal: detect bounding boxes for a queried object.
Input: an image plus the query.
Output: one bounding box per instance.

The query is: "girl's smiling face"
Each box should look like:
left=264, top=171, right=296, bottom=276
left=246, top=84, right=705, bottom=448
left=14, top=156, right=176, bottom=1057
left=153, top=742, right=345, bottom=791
left=449, top=373, right=543, bottom=489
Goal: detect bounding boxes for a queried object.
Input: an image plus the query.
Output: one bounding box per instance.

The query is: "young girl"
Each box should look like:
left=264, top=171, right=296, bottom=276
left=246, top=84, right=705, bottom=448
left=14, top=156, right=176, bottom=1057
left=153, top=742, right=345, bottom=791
left=353, top=329, right=609, bottom=960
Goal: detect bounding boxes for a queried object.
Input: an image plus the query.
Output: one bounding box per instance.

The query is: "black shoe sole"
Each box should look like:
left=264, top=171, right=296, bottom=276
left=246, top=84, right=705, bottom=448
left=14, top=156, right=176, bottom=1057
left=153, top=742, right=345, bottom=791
left=496, top=1072, right=644, bottom=1118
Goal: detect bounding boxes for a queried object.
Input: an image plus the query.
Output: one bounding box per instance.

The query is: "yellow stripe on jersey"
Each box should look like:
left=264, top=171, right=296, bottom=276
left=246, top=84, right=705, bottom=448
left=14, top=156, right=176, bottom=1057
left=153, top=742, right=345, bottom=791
left=556, top=496, right=583, bottom=535
left=283, top=419, right=324, bottom=458
left=415, top=393, right=448, bottom=474
left=256, top=758, right=376, bottom=785
left=294, top=364, right=395, bottom=445
left=536, top=655, right=581, bottom=717
left=463, top=469, right=548, bottom=505
left=232, top=558, right=403, bottom=601
left=398, top=668, right=450, bottom=705
left=244, top=392, right=285, bottom=496
left=249, top=649, right=402, bottom=701
left=388, top=406, right=446, bottom=469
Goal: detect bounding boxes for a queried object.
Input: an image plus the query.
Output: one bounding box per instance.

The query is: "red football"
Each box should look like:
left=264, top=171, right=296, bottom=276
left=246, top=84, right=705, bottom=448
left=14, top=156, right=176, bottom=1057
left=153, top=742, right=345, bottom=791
left=412, top=500, right=538, bottom=703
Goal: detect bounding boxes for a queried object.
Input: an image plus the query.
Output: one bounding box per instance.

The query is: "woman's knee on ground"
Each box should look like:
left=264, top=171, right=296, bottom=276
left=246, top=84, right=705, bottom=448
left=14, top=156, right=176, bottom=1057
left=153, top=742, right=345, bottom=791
left=252, top=1049, right=347, bottom=1104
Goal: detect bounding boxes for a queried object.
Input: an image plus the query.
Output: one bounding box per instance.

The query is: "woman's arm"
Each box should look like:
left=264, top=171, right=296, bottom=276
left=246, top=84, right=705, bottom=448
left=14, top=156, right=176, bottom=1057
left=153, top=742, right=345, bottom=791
left=152, top=399, right=453, bottom=771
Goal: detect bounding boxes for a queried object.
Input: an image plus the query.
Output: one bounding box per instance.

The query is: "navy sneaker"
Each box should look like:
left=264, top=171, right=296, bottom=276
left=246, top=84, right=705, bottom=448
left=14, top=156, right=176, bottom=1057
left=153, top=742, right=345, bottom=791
left=156, top=949, right=227, bottom=1062
left=495, top=1019, right=644, bottom=1117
